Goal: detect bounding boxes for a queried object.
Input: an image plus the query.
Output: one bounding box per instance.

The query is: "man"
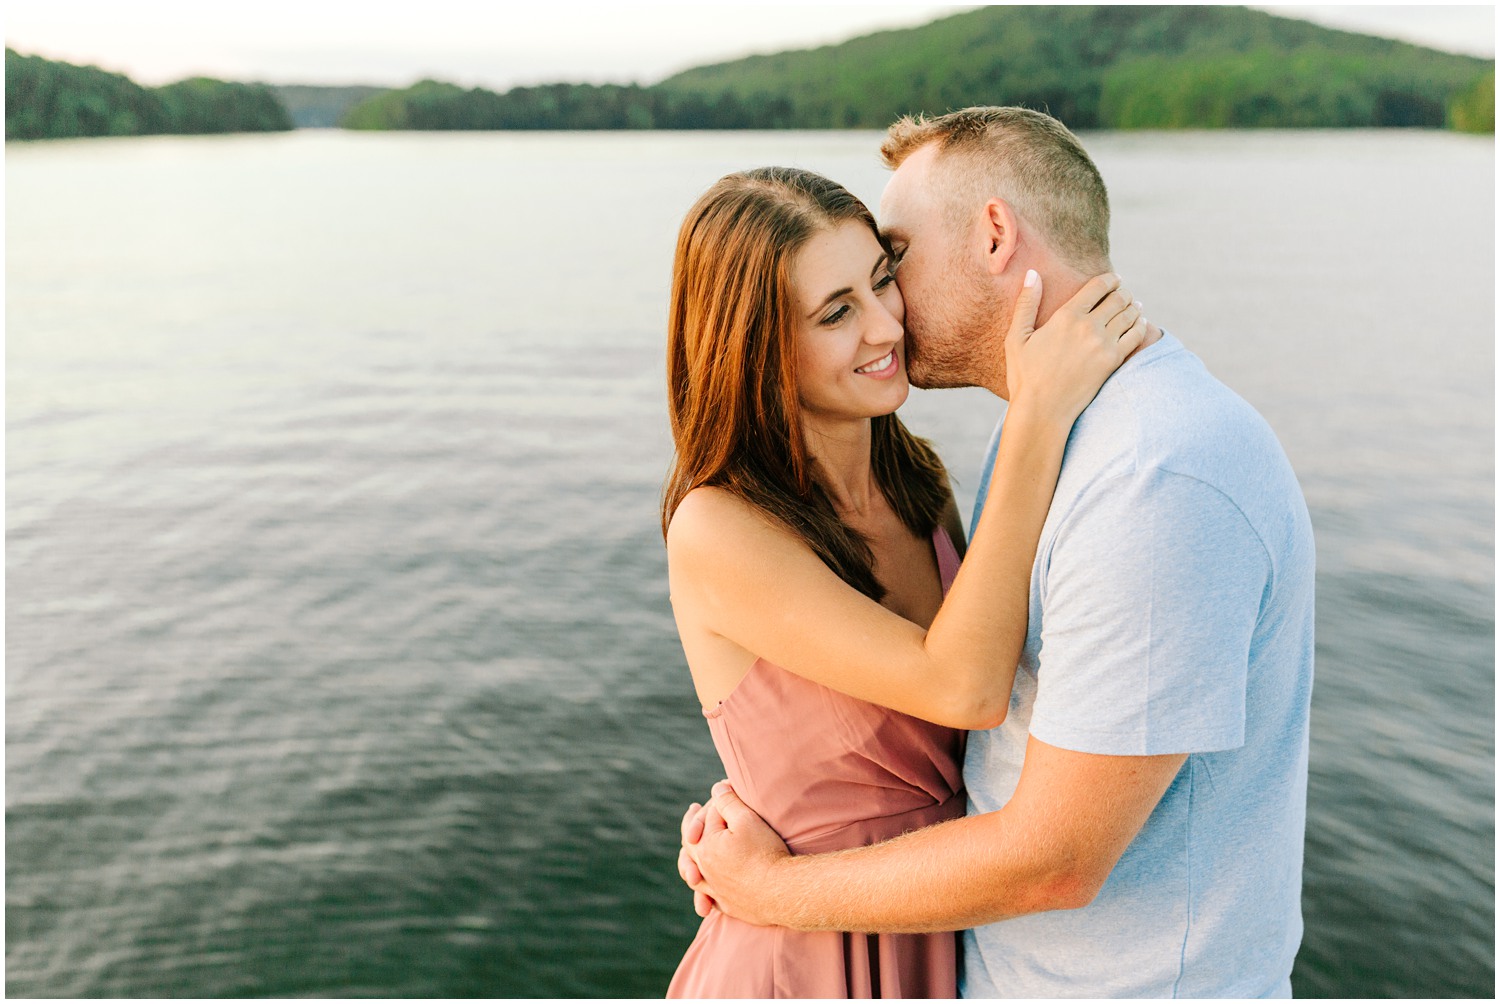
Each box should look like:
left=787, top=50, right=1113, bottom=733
left=678, top=106, right=1315, bottom=997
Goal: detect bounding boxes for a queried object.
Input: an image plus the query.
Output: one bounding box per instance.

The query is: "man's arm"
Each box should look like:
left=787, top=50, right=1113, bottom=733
left=689, top=736, right=1185, bottom=933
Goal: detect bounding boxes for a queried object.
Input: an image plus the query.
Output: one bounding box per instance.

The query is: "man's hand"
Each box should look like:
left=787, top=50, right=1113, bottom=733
left=676, top=780, right=793, bottom=927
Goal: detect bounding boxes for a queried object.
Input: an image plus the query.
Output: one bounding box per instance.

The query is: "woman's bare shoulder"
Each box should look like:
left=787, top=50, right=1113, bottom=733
left=667, top=487, right=807, bottom=585
left=670, top=486, right=773, bottom=548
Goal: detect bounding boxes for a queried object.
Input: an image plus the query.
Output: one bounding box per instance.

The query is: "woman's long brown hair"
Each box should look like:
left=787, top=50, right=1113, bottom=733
left=661, top=167, right=951, bottom=602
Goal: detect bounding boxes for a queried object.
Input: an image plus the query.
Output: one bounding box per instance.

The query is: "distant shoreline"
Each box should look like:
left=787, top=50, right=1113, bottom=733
left=7, top=6, right=1495, bottom=142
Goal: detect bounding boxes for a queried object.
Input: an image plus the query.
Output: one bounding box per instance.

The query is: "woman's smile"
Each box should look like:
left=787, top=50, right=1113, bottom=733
left=854, top=347, right=901, bottom=378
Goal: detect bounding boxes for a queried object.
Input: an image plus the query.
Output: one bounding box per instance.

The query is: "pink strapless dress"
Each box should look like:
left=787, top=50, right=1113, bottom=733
left=667, top=529, right=966, bottom=999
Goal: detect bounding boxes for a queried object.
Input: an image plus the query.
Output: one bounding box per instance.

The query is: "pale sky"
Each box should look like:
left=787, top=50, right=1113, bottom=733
left=4, top=3, right=1493, bottom=89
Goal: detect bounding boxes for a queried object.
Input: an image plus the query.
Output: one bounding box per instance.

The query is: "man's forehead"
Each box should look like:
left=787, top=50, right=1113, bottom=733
left=878, top=163, right=912, bottom=215
left=877, top=161, right=926, bottom=241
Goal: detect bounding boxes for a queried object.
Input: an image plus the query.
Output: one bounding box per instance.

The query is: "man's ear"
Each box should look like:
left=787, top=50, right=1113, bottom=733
left=981, top=198, right=1020, bottom=276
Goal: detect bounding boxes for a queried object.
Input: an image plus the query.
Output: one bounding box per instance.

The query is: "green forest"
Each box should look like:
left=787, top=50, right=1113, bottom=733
left=339, top=6, right=1493, bottom=133
left=5, top=48, right=291, bottom=140
left=652, top=5, right=1492, bottom=130
left=7, top=6, right=1494, bottom=141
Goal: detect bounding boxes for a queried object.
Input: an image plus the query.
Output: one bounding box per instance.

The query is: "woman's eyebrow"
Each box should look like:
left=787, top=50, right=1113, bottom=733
left=807, top=286, right=854, bottom=318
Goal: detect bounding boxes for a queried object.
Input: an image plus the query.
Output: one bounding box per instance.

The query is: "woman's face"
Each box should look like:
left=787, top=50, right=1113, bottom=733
left=790, top=220, right=908, bottom=429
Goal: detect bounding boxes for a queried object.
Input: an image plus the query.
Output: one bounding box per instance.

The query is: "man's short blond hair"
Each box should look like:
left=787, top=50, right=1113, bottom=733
left=881, top=107, right=1111, bottom=274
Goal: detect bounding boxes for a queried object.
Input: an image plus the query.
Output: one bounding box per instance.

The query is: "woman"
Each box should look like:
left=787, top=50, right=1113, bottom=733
left=661, top=167, right=1143, bottom=998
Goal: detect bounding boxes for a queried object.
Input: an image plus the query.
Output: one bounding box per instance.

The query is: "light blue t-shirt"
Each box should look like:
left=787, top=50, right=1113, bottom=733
left=963, top=333, right=1314, bottom=999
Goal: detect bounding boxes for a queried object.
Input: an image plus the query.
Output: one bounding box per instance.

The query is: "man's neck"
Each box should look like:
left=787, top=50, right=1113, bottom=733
left=1032, top=268, right=1091, bottom=330
left=979, top=265, right=1089, bottom=400
left=983, top=265, right=1162, bottom=401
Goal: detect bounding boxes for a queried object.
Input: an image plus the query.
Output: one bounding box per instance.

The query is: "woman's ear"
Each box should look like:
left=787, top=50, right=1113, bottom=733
left=982, top=198, right=1020, bottom=276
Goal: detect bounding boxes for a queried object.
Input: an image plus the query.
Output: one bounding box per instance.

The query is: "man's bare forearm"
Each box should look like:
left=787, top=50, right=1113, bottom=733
left=693, top=742, right=1184, bottom=934
left=721, top=743, right=1188, bottom=933
left=757, top=807, right=1086, bottom=934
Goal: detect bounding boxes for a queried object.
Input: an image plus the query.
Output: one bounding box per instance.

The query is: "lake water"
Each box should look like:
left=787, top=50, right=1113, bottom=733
left=5, top=129, right=1493, bottom=998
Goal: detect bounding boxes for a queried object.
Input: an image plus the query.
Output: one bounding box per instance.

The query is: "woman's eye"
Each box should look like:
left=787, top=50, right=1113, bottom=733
left=821, top=305, right=850, bottom=326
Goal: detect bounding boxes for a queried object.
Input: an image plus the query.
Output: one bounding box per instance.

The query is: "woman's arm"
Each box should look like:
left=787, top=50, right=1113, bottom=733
left=668, top=272, right=1145, bottom=729
left=938, top=491, right=967, bottom=560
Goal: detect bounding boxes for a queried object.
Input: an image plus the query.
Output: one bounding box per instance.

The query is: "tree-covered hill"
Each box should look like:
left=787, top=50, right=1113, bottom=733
left=657, top=5, right=1491, bottom=130
left=340, top=4, right=1493, bottom=132
left=1448, top=70, right=1496, bottom=133
left=9, top=5, right=1492, bottom=139
left=5, top=49, right=292, bottom=141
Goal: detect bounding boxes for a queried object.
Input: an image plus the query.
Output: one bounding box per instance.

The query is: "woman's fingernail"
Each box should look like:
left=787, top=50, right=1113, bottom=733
left=1024, top=269, right=1038, bottom=288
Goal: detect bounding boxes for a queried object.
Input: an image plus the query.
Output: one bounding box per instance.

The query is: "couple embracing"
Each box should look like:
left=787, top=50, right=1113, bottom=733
left=660, top=107, right=1314, bottom=999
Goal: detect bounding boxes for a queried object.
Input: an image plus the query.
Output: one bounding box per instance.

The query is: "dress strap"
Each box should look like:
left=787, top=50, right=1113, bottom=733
left=932, top=526, right=962, bottom=594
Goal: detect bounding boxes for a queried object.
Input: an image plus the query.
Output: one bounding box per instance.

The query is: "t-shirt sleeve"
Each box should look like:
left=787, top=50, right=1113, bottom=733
left=1028, top=468, right=1271, bottom=756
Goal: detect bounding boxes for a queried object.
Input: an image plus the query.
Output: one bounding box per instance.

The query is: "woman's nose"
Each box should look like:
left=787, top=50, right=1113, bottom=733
left=868, top=294, right=904, bottom=344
